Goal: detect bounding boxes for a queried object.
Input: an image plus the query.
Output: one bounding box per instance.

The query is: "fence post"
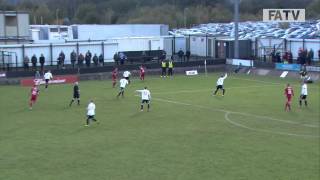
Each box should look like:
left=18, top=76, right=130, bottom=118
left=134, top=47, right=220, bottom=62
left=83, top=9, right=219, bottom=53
left=188, top=34, right=191, bottom=52
left=173, top=35, right=176, bottom=54
left=302, top=39, right=305, bottom=50
left=50, top=43, right=53, bottom=66
left=1, top=51, right=4, bottom=70
left=254, top=38, right=258, bottom=59
left=284, top=38, right=287, bottom=53
left=289, top=40, right=291, bottom=53
left=21, top=44, right=25, bottom=64
left=76, top=42, right=79, bottom=56
left=101, top=41, right=104, bottom=59
left=205, top=34, right=208, bottom=57
left=15, top=53, right=18, bottom=70
left=213, top=37, right=217, bottom=59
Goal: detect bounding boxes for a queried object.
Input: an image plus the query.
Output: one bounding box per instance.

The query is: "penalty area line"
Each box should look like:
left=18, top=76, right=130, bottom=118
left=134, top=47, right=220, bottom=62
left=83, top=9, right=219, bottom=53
left=151, top=97, right=320, bottom=138
left=224, top=112, right=319, bottom=138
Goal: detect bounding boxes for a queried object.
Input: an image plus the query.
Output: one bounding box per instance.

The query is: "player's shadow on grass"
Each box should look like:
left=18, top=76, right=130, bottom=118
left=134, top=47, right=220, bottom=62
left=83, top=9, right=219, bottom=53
left=213, top=95, right=225, bottom=101
left=129, top=111, right=147, bottom=119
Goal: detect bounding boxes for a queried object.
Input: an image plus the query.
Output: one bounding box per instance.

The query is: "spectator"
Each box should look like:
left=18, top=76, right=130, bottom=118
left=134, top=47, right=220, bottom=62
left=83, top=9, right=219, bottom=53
left=282, top=51, right=288, bottom=64
left=59, top=51, right=65, bottom=68
left=298, top=48, right=303, bottom=64
left=31, top=54, right=37, bottom=71
left=276, top=51, right=281, bottom=63
left=119, top=52, right=127, bottom=65
left=307, top=49, right=314, bottom=65
left=113, top=52, right=119, bottom=65
left=161, top=60, right=167, bottom=77
left=23, top=55, right=30, bottom=70
left=168, top=59, right=174, bottom=77
left=271, top=50, right=276, bottom=62
left=160, top=51, right=166, bottom=62
left=57, top=56, right=61, bottom=69
left=86, top=50, right=92, bottom=59
left=70, top=50, right=77, bottom=69
left=302, top=49, right=308, bottom=65
left=234, top=63, right=242, bottom=73
left=186, top=50, right=191, bottom=62
left=39, top=54, right=45, bottom=72
left=178, top=49, right=184, bottom=62
left=85, top=51, right=91, bottom=67
left=93, top=54, right=99, bottom=67
left=288, top=51, right=293, bottom=64
left=318, top=49, right=320, bottom=61
left=99, top=53, right=104, bottom=66
left=78, top=53, right=84, bottom=68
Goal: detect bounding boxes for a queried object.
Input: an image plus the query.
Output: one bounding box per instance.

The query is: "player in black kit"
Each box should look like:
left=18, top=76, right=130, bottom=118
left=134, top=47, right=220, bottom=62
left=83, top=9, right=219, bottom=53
left=69, top=82, right=80, bottom=106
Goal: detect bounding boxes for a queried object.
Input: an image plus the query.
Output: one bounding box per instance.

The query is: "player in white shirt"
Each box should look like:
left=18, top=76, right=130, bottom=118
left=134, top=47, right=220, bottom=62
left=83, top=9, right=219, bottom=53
left=136, top=87, right=151, bottom=112
left=213, top=73, right=227, bottom=96
left=85, top=100, right=98, bottom=126
left=117, top=78, right=129, bottom=98
left=123, top=70, right=131, bottom=83
left=299, top=82, right=308, bottom=107
left=44, top=70, right=53, bottom=89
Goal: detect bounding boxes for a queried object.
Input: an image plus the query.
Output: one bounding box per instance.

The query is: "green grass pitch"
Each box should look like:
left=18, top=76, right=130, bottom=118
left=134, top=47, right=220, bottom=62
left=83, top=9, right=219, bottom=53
left=0, top=73, right=319, bottom=180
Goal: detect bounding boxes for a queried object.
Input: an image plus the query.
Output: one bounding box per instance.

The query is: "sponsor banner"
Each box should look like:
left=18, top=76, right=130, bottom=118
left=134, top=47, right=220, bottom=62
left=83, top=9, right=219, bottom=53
left=21, top=75, right=78, bottom=87
left=263, top=9, right=305, bottom=22
left=186, top=70, right=198, bottom=76
left=306, top=66, right=320, bottom=72
left=0, top=72, right=6, bottom=78
left=275, top=63, right=301, bottom=71
left=227, top=59, right=253, bottom=67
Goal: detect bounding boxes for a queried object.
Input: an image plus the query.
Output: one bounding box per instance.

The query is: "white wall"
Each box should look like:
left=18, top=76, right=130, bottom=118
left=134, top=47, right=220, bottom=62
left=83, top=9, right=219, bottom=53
left=174, top=37, right=186, bottom=53
left=74, top=24, right=168, bottom=40
left=190, top=36, right=207, bottom=56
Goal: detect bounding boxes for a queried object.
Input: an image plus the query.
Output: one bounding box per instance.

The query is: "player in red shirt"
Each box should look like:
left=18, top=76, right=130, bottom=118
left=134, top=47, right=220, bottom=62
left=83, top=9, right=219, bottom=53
left=284, top=83, right=294, bottom=111
left=29, top=84, right=39, bottom=110
left=140, top=65, right=145, bottom=81
left=112, top=68, right=118, bottom=88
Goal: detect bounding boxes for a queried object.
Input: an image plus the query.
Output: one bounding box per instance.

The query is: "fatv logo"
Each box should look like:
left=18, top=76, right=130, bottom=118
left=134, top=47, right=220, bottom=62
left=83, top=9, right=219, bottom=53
left=263, top=9, right=305, bottom=22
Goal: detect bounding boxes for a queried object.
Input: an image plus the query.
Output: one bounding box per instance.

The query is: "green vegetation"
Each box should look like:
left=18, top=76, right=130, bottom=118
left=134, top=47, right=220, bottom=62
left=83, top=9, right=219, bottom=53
left=0, top=73, right=319, bottom=179
left=1, top=0, right=319, bottom=27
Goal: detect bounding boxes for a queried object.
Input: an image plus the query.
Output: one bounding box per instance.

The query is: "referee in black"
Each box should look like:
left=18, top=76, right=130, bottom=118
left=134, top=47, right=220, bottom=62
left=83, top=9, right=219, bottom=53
left=69, top=82, right=80, bottom=106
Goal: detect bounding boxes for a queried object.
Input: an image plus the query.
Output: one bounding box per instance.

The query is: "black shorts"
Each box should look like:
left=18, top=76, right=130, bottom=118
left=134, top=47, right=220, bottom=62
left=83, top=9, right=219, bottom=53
left=119, top=87, right=125, bottom=92
left=125, top=77, right=129, bottom=80
left=216, top=85, right=223, bottom=90
left=141, top=99, right=150, bottom=104
left=45, top=79, right=49, bottom=84
left=300, top=95, right=307, bottom=100
left=73, top=93, right=80, bottom=99
left=87, top=115, right=95, bottom=119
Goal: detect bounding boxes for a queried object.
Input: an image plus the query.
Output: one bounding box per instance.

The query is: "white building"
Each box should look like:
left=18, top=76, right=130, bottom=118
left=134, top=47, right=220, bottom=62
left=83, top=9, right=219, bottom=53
left=0, top=11, right=30, bottom=44
left=30, top=24, right=169, bottom=43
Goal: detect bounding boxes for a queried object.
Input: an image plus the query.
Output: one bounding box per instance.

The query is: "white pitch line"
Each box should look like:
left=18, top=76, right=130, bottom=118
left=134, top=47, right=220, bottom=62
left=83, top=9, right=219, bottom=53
left=151, top=97, right=319, bottom=138
left=224, top=112, right=319, bottom=138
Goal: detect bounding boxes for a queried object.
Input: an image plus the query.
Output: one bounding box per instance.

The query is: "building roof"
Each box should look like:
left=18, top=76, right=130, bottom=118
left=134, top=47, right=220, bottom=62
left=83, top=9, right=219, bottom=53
left=0, top=11, right=29, bottom=15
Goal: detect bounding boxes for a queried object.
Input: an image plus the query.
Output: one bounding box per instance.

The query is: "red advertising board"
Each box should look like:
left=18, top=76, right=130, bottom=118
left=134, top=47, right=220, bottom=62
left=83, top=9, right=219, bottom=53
left=21, top=75, right=79, bottom=87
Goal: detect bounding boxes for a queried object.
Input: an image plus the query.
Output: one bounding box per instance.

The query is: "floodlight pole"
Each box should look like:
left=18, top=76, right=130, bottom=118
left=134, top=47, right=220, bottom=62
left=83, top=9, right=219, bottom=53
left=234, top=0, right=239, bottom=59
